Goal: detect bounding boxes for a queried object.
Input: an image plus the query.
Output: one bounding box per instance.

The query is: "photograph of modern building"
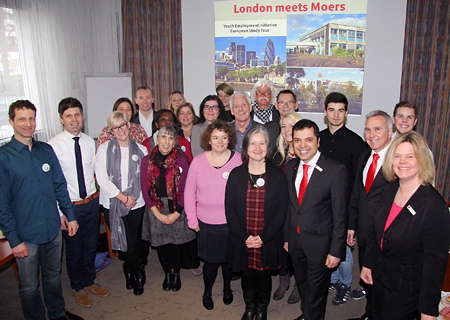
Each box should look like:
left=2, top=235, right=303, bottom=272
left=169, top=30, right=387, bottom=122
left=286, top=14, right=366, bottom=69
left=283, top=14, right=366, bottom=114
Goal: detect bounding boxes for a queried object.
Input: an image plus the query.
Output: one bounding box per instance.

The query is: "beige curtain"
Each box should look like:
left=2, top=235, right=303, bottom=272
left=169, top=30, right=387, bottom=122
left=121, top=0, right=183, bottom=111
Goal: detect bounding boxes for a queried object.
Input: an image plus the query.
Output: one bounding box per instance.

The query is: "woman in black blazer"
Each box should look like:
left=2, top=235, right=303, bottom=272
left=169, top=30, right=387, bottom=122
left=361, top=131, right=450, bottom=320
left=225, top=125, right=288, bottom=320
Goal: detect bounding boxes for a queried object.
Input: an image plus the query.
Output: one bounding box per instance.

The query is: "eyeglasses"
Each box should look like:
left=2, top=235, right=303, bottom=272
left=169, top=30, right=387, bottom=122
left=256, top=91, right=272, bottom=96
left=204, top=105, right=219, bottom=111
left=111, top=123, right=128, bottom=132
left=277, top=100, right=295, bottom=106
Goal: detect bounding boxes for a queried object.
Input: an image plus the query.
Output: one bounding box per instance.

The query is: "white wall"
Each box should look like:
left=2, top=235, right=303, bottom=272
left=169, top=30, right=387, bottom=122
left=182, top=0, right=407, bottom=137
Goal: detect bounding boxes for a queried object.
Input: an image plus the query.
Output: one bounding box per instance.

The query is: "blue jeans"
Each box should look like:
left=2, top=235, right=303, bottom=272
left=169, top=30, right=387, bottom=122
left=64, top=198, right=99, bottom=291
left=16, top=230, right=66, bottom=320
left=330, top=245, right=353, bottom=287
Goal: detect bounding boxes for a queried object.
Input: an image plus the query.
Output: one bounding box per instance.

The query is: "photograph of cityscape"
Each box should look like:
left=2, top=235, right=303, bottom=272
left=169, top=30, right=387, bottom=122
left=215, top=36, right=286, bottom=92
left=286, top=13, right=367, bottom=114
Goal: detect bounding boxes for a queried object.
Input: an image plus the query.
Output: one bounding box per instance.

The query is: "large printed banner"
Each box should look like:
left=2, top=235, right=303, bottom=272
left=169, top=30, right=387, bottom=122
left=214, top=0, right=367, bottom=114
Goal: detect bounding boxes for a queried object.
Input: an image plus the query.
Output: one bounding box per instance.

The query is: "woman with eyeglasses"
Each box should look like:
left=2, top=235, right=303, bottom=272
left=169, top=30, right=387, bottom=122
left=97, top=97, right=148, bottom=146
left=190, top=95, right=226, bottom=157
left=95, top=111, right=148, bottom=295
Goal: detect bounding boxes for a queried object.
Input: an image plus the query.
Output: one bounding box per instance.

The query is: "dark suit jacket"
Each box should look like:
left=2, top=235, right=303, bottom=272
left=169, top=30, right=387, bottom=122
left=363, top=181, right=450, bottom=317
left=264, top=120, right=280, bottom=155
left=285, top=154, right=348, bottom=262
left=225, top=162, right=288, bottom=272
left=130, top=112, right=140, bottom=125
left=348, top=149, right=388, bottom=247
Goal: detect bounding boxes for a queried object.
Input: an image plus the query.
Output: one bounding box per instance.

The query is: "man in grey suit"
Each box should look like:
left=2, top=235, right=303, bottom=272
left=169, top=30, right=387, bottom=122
left=347, top=110, right=393, bottom=320
left=285, top=119, right=348, bottom=320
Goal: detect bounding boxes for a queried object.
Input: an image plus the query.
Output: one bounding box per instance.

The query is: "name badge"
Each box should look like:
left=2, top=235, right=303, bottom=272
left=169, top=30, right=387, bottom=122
left=407, top=205, right=416, bottom=216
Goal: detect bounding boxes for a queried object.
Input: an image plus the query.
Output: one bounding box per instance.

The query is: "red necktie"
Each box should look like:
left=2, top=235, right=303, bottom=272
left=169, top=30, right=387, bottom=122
left=297, top=164, right=309, bottom=205
left=365, top=153, right=380, bottom=193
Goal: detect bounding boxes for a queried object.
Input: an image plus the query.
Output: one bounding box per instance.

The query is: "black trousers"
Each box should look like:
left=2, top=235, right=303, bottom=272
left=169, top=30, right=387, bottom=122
left=241, top=269, right=272, bottom=294
left=358, top=244, right=373, bottom=317
left=103, top=206, right=146, bottom=273
left=156, top=244, right=182, bottom=273
left=290, top=236, right=331, bottom=320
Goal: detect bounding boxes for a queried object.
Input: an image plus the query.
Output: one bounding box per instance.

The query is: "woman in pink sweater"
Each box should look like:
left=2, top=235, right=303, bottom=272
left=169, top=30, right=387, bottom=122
left=184, top=120, right=242, bottom=310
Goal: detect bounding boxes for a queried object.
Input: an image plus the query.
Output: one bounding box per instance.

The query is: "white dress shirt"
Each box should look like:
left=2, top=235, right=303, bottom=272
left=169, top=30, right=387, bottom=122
left=362, top=144, right=390, bottom=187
left=139, top=111, right=153, bottom=137
left=95, top=140, right=148, bottom=209
left=48, top=130, right=97, bottom=201
left=295, top=151, right=321, bottom=194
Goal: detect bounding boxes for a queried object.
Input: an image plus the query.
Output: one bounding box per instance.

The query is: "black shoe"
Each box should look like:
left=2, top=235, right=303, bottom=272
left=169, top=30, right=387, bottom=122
left=223, top=289, right=233, bottom=305
left=123, top=264, right=135, bottom=290
left=163, top=272, right=172, bottom=291
left=172, top=272, right=181, bottom=291
left=202, top=293, right=214, bottom=310
left=51, top=311, right=84, bottom=320
left=134, top=267, right=146, bottom=296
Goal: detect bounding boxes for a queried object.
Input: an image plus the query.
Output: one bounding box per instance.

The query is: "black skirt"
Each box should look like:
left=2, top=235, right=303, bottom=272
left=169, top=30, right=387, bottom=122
left=197, top=220, right=229, bottom=263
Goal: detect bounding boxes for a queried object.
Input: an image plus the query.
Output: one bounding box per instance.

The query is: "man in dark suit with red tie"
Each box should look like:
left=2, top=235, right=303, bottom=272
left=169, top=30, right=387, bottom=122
left=347, top=110, right=393, bottom=320
left=284, top=119, right=348, bottom=320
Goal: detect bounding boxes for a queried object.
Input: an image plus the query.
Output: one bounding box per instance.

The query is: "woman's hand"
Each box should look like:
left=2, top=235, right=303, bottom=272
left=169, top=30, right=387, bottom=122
left=150, top=206, right=168, bottom=224
left=118, top=192, right=136, bottom=209
left=360, top=267, right=373, bottom=285
left=190, top=225, right=200, bottom=232
left=245, top=235, right=263, bottom=248
left=164, top=212, right=181, bottom=225
left=125, top=196, right=137, bottom=209
left=283, top=242, right=289, bottom=252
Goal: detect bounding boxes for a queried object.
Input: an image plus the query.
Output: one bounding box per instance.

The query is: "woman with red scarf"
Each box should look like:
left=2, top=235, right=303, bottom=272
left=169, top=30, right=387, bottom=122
left=140, top=125, right=197, bottom=292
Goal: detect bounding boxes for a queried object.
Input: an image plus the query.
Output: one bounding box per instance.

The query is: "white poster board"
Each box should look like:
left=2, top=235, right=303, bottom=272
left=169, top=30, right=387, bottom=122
left=85, top=73, right=132, bottom=137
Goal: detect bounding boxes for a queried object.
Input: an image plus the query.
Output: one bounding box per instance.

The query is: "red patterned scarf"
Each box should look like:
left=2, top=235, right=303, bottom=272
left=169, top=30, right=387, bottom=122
left=146, top=146, right=181, bottom=211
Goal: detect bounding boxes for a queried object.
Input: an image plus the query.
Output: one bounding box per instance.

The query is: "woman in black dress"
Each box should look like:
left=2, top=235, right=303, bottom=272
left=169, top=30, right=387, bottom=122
left=225, top=126, right=288, bottom=320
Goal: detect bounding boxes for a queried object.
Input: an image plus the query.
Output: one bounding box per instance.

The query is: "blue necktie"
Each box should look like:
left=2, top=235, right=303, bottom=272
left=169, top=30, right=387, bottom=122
left=73, top=137, right=87, bottom=199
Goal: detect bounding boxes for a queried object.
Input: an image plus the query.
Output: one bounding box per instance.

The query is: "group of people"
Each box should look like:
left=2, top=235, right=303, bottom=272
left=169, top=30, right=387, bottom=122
left=0, top=79, right=449, bottom=320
